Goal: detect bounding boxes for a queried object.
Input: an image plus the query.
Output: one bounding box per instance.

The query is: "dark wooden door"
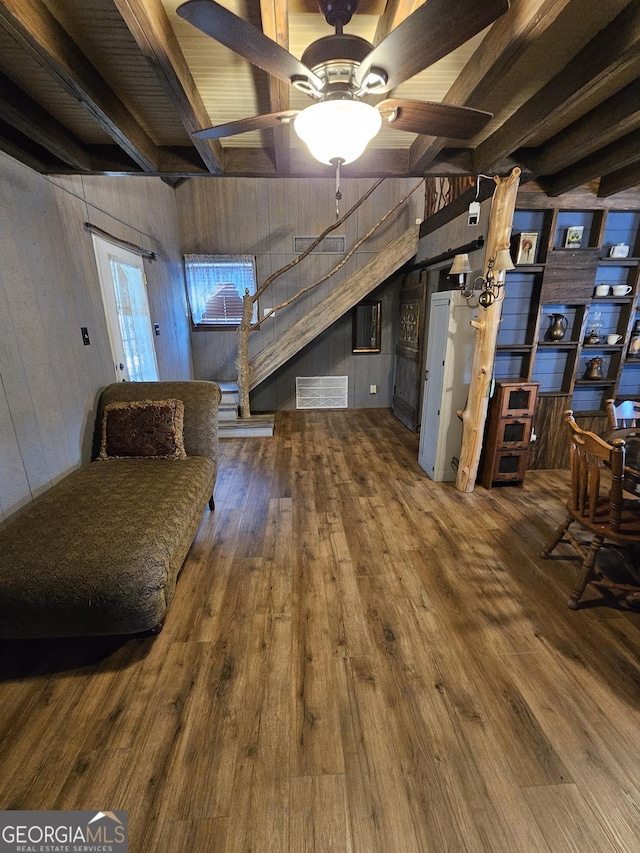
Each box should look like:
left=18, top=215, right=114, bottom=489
left=392, top=271, right=426, bottom=431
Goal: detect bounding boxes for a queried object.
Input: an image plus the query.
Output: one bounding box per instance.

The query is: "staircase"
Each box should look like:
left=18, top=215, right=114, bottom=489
left=215, top=223, right=420, bottom=437
left=249, top=224, right=419, bottom=390
left=216, top=381, right=275, bottom=438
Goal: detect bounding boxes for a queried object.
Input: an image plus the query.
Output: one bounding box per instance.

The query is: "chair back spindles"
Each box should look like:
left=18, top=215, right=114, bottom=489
left=564, top=411, right=626, bottom=530
left=569, top=440, right=581, bottom=513
left=543, top=410, right=640, bottom=609
left=606, top=398, right=640, bottom=430
left=587, top=458, right=600, bottom=525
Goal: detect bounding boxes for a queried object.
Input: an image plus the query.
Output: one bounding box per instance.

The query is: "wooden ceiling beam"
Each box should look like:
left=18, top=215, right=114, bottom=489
left=409, top=0, right=574, bottom=173
left=112, top=0, right=224, bottom=175
left=474, top=0, right=640, bottom=174
left=524, top=78, right=640, bottom=176
left=59, top=147, right=473, bottom=179
left=221, top=146, right=474, bottom=178
left=598, top=161, right=640, bottom=198
left=259, top=0, right=290, bottom=173
left=0, top=125, right=50, bottom=172
left=545, top=128, right=640, bottom=197
left=158, top=146, right=210, bottom=174
left=0, top=0, right=159, bottom=172
left=0, top=71, right=91, bottom=170
left=76, top=145, right=209, bottom=176
left=373, top=0, right=421, bottom=45
left=75, top=144, right=146, bottom=173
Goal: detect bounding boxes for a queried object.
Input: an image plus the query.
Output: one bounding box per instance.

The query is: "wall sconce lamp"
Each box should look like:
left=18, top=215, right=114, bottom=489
left=449, top=253, right=473, bottom=298
left=473, top=247, right=514, bottom=308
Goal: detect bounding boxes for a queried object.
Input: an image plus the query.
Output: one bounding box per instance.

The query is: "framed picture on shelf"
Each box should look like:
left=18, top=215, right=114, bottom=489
left=564, top=225, right=584, bottom=248
left=515, top=232, right=538, bottom=264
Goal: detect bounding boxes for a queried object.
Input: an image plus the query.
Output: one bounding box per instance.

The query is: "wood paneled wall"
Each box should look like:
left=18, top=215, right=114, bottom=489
left=0, top=154, right=191, bottom=521
left=414, top=197, right=491, bottom=342
left=416, top=196, right=490, bottom=276
left=528, top=396, right=608, bottom=470
left=175, top=177, right=424, bottom=410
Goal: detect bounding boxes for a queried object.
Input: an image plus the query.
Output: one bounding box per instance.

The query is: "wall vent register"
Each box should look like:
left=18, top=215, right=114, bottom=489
left=296, top=376, right=348, bottom=409
left=293, top=235, right=347, bottom=254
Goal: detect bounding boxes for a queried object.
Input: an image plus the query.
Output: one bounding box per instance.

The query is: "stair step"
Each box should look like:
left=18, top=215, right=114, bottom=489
left=218, top=403, right=240, bottom=421
left=219, top=413, right=275, bottom=439
left=214, top=381, right=273, bottom=435
left=221, top=392, right=240, bottom=405
left=216, top=381, right=240, bottom=406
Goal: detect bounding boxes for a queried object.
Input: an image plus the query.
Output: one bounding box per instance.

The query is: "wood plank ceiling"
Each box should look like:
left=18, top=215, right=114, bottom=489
left=0, top=0, right=638, bottom=196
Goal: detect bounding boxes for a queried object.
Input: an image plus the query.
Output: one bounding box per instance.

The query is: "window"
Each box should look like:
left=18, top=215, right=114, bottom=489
left=184, top=254, right=257, bottom=327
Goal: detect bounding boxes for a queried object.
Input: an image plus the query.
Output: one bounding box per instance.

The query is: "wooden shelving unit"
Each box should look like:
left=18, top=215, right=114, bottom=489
left=496, top=207, right=640, bottom=469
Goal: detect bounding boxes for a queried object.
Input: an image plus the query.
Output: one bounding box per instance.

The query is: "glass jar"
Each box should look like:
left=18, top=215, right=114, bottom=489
left=585, top=310, right=603, bottom=344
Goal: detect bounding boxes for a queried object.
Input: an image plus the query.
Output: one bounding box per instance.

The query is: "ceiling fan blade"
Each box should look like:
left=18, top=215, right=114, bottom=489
left=177, top=0, right=321, bottom=90
left=359, top=0, right=510, bottom=92
left=377, top=99, right=492, bottom=139
left=193, top=111, right=300, bottom=140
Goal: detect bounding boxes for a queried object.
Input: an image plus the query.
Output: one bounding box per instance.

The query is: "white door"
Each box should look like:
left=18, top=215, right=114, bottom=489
left=419, top=290, right=478, bottom=481
left=418, top=293, right=450, bottom=478
left=92, top=235, right=159, bottom=382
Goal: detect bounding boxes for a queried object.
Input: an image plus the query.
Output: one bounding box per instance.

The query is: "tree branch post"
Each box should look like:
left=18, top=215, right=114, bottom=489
left=237, top=290, right=253, bottom=419
left=455, top=166, right=522, bottom=493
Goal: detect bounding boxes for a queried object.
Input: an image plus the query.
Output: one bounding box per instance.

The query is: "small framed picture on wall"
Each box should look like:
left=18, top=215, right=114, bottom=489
left=564, top=226, right=584, bottom=248
left=515, top=232, right=538, bottom=264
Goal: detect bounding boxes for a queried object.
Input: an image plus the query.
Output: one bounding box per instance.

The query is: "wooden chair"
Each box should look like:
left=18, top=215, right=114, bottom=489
left=542, top=410, right=640, bottom=608
left=605, top=398, right=640, bottom=430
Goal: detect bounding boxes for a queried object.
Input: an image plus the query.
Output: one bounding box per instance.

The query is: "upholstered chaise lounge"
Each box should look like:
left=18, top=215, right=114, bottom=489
left=0, top=380, right=220, bottom=638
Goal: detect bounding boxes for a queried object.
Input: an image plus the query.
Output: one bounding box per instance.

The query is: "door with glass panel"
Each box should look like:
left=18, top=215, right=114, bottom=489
left=92, top=235, right=159, bottom=382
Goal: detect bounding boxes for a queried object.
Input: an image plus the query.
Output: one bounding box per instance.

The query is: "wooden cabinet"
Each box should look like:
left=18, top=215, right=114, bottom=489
left=480, top=381, right=540, bottom=488
left=496, top=206, right=640, bottom=468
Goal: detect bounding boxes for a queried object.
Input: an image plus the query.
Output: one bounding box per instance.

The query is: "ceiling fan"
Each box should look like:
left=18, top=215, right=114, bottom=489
left=177, top=0, right=510, bottom=165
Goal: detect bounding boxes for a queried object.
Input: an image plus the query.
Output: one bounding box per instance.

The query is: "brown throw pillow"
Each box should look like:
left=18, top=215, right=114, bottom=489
left=98, top=399, right=187, bottom=460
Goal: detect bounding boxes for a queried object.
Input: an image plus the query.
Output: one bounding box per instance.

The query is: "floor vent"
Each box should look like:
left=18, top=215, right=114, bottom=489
left=296, top=376, right=348, bottom=409
left=294, top=235, right=346, bottom=254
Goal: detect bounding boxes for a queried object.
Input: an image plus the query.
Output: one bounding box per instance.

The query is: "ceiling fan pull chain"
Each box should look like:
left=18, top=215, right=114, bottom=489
left=333, top=157, right=344, bottom=219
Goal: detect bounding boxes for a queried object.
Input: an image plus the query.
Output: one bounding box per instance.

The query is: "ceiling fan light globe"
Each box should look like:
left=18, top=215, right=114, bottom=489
left=294, top=100, right=382, bottom=165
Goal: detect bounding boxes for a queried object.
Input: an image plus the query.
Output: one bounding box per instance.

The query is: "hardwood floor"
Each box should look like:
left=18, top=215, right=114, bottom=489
left=2, top=408, right=640, bottom=852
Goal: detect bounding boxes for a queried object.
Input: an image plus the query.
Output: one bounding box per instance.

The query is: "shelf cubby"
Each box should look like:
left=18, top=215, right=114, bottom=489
left=618, top=360, right=640, bottom=397
left=594, top=263, right=638, bottom=293
left=601, top=211, right=640, bottom=258
left=552, top=210, right=604, bottom=250
left=571, top=384, right=616, bottom=415
left=538, top=303, right=584, bottom=344
left=494, top=350, right=532, bottom=381
left=532, top=348, right=576, bottom=394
